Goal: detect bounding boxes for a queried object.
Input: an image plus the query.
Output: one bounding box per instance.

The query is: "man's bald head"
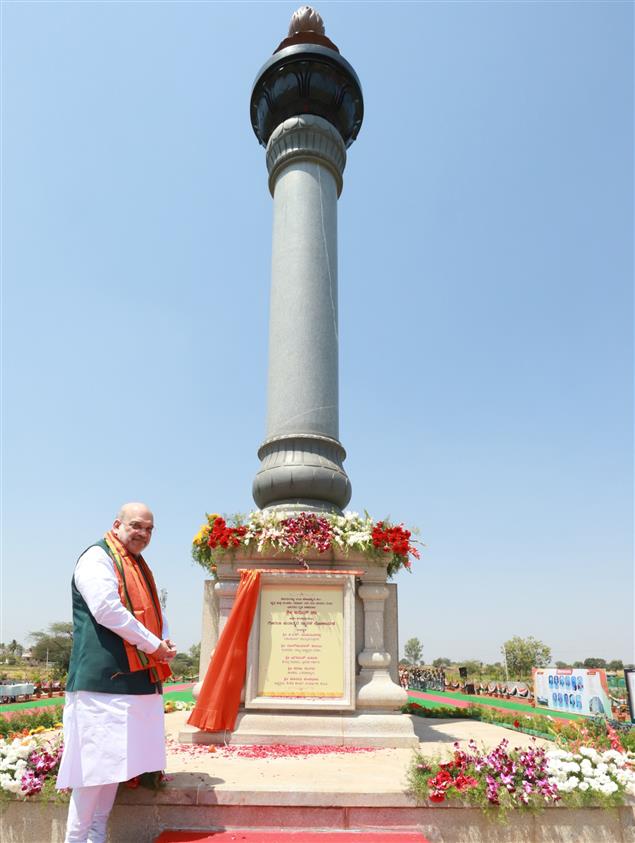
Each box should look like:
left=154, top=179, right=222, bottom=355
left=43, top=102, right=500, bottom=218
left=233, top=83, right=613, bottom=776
left=113, top=502, right=154, bottom=555
left=116, top=502, right=154, bottom=523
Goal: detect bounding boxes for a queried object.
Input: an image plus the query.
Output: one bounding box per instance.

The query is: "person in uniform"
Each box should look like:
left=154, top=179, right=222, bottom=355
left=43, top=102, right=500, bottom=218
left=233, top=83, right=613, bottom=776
left=57, top=502, right=176, bottom=843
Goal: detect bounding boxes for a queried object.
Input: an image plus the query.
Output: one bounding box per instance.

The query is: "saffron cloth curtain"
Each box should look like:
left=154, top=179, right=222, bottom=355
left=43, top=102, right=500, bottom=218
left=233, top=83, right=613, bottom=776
left=187, top=569, right=261, bottom=732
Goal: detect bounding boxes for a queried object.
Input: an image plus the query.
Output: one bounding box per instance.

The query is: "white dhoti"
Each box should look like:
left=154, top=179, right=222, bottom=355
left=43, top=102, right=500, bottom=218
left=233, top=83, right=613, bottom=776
left=56, top=691, right=166, bottom=789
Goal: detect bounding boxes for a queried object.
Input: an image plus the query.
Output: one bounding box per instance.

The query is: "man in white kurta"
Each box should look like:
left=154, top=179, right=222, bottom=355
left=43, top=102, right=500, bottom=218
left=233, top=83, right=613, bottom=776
left=57, top=503, right=176, bottom=843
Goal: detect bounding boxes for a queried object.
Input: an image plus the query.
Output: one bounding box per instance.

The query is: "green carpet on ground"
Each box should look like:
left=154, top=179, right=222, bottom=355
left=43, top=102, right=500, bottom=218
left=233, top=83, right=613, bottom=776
left=0, top=697, right=65, bottom=713
left=408, top=689, right=582, bottom=721
left=0, top=684, right=194, bottom=714
left=164, top=689, right=195, bottom=703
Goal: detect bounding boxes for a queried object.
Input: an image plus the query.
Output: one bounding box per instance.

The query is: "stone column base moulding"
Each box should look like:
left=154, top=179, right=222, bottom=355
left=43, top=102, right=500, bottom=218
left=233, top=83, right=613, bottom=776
left=179, top=710, right=419, bottom=749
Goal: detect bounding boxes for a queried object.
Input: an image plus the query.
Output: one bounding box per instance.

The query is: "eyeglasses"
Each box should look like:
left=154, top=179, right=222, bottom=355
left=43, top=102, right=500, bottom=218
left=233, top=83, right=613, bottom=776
left=124, top=520, right=154, bottom=535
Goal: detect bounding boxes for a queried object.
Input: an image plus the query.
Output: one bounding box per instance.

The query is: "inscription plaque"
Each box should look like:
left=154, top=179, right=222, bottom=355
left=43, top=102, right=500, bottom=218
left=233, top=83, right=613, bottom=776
left=245, top=572, right=356, bottom=710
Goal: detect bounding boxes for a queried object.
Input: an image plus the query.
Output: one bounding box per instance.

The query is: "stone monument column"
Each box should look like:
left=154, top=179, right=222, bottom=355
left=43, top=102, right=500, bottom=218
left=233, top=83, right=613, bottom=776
left=186, top=7, right=416, bottom=748
left=250, top=7, right=363, bottom=515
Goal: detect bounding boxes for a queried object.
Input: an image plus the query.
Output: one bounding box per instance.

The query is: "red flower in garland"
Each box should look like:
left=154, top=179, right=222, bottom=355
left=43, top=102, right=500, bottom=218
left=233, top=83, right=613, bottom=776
left=207, top=517, right=247, bottom=550
left=371, top=521, right=419, bottom=563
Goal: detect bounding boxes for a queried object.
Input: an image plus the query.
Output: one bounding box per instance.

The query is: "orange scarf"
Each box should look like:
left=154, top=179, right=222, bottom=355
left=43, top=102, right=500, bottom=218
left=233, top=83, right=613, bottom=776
left=188, top=569, right=261, bottom=732
left=104, top=530, right=172, bottom=683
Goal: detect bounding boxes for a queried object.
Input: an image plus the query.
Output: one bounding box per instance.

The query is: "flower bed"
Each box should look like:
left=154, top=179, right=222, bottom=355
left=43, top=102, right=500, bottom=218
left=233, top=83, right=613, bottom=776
left=409, top=737, right=635, bottom=818
left=0, top=731, right=64, bottom=801
left=192, top=510, right=421, bottom=579
left=164, top=699, right=193, bottom=714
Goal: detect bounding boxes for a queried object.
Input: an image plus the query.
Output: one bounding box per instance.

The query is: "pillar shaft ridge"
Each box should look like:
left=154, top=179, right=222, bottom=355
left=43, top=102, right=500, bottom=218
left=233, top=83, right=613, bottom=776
left=252, top=113, right=351, bottom=514
left=266, top=115, right=347, bottom=196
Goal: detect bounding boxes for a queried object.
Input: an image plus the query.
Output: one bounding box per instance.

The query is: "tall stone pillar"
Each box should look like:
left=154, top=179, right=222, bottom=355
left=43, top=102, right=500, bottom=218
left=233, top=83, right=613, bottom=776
left=250, top=7, right=363, bottom=515
left=185, top=7, right=417, bottom=749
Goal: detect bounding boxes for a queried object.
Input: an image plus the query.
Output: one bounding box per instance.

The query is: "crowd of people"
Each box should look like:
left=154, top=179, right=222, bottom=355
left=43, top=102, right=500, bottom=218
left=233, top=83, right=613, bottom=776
left=399, top=665, right=446, bottom=692
left=398, top=667, right=535, bottom=700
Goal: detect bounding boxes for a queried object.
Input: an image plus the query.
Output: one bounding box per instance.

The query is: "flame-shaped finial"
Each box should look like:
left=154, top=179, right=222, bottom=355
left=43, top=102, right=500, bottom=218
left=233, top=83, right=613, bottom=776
left=288, top=6, right=325, bottom=37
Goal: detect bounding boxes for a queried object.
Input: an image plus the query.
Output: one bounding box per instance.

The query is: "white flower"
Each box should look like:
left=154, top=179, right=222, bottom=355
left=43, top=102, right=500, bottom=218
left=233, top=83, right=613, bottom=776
left=600, top=781, right=619, bottom=795
left=558, top=777, right=580, bottom=792
left=547, top=749, right=573, bottom=763
left=615, top=768, right=635, bottom=788
left=578, top=781, right=590, bottom=791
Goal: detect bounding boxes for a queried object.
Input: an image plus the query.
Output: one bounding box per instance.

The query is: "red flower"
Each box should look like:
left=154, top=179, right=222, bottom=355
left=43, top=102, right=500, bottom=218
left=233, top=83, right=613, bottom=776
left=372, top=521, right=418, bottom=568
left=207, top=516, right=247, bottom=552
left=514, top=720, right=520, bottom=728
left=606, top=722, right=624, bottom=752
left=454, top=774, right=478, bottom=792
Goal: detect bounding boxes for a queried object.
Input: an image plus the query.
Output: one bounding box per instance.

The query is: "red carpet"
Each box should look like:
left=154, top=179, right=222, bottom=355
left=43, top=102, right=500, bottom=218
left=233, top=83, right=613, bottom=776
left=155, top=833, right=429, bottom=842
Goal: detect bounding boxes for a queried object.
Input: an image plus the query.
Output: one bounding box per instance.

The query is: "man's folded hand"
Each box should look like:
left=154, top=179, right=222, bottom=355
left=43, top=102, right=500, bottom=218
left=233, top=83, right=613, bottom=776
left=152, top=639, right=178, bottom=662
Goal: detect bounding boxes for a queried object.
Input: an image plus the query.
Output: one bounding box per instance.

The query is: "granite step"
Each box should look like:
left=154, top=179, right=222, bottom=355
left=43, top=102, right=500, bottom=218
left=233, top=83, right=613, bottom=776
left=155, top=833, right=429, bottom=842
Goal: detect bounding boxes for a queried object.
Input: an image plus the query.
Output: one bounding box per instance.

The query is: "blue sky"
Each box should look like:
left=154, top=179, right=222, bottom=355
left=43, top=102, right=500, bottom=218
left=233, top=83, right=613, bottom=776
left=2, top=1, right=633, bottom=666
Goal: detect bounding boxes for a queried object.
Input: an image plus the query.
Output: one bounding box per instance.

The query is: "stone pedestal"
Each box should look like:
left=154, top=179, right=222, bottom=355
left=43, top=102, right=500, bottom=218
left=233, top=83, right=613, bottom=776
left=181, top=550, right=416, bottom=748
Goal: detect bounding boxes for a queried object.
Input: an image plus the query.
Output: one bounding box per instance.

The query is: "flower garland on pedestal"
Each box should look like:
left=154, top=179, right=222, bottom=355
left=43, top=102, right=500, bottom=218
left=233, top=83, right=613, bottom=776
left=192, top=510, right=421, bottom=580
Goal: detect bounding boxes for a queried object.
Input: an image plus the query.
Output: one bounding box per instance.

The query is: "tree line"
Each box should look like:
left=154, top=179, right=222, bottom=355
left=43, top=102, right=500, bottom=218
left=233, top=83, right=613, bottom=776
left=402, top=635, right=631, bottom=680
left=1, top=623, right=201, bottom=681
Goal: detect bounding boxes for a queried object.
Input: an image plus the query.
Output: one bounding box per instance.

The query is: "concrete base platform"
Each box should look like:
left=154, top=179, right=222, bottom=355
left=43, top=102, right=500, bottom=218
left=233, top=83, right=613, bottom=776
left=3, top=793, right=634, bottom=843
left=179, top=711, right=419, bottom=748
left=2, top=714, right=634, bottom=842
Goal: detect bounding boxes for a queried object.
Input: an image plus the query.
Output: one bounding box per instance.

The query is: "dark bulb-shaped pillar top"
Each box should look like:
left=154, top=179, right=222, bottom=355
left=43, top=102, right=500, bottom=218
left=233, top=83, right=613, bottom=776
left=250, top=6, right=363, bottom=150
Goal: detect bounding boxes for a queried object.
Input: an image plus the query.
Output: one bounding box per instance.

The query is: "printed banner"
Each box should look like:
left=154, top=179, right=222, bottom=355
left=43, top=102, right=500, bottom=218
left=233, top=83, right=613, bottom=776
left=533, top=668, right=612, bottom=717
left=625, top=669, right=635, bottom=723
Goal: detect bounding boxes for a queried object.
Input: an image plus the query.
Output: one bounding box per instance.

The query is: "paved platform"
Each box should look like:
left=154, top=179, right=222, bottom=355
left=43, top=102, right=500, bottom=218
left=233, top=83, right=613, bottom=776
left=163, top=710, right=550, bottom=800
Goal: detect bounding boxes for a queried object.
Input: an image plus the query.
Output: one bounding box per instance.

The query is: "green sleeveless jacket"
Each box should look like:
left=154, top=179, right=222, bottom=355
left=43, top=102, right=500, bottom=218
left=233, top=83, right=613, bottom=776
left=66, top=540, right=161, bottom=695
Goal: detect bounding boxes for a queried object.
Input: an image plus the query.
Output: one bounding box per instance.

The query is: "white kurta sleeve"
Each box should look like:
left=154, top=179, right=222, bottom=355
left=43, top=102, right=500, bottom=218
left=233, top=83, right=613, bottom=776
left=74, top=546, right=162, bottom=654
